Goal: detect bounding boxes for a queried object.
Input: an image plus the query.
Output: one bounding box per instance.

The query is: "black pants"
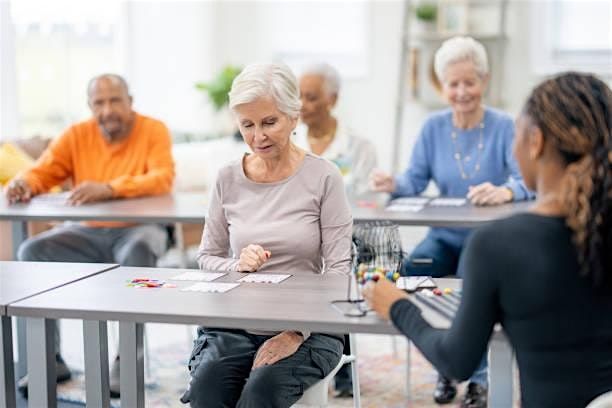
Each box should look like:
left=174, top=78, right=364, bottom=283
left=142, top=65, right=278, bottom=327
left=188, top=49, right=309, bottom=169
left=182, top=328, right=343, bottom=408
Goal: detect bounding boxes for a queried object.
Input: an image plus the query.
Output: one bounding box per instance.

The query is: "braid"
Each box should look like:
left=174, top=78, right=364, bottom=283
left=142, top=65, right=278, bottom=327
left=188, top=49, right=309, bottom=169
left=524, top=72, right=612, bottom=288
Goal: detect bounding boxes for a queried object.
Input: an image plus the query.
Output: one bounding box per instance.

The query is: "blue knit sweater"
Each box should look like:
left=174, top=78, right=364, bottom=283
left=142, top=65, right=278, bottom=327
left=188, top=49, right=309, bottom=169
left=393, top=107, right=533, bottom=248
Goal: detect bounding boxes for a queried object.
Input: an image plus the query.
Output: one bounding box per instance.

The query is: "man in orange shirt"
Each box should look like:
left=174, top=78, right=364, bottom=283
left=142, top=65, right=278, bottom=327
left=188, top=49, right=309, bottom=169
left=4, top=73, right=175, bottom=397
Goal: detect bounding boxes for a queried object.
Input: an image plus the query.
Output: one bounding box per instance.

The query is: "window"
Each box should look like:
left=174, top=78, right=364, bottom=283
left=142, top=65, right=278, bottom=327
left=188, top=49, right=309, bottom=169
left=531, top=0, right=612, bottom=76
left=264, top=0, right=371, bottom=78
left=8, top=0, right=124, bottom=138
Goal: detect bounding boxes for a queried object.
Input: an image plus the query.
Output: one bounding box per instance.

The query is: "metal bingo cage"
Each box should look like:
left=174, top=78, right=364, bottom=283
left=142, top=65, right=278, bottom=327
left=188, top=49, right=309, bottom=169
left=332, top=220, right=404, bottom=317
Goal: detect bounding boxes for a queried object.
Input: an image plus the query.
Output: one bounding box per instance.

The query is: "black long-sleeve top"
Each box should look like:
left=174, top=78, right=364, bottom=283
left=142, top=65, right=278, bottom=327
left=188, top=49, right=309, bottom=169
left=391, top=213, right=612, bottom=407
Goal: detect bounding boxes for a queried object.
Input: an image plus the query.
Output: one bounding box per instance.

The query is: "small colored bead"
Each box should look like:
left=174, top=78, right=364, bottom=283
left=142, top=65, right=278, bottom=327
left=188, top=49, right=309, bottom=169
left=433, top=288, right=442, bottom=296
left=443, top=288, right=453, bottom=294
left=372, top=274, right=380, bottom=282
left=393, top=272, right=400, bottom=281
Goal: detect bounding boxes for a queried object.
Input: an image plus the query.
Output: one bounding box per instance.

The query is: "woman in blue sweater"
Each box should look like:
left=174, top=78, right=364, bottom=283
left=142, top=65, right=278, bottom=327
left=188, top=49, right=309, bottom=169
left=371, top=36, right=531, bottom=407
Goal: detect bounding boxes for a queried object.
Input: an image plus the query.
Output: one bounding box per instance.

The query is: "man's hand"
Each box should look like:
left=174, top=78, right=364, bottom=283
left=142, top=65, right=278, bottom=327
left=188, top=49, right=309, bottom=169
left=238, top=244, right=271, bottom=272
left=467, top=182, right=513, bottom=206
left=4, top=179, right=33, bottom=204
left=67, top=181, right=113, bottom=206
left=362, top=279, right=409, bottom=321
left=369, top=169, right=396, bottom=193
left=252, top=331, right=303, bottom=369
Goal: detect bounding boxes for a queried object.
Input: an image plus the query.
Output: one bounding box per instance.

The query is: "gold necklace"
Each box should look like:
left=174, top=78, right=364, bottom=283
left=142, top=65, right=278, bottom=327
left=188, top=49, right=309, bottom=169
left=450, top=121, right=485, bottom=180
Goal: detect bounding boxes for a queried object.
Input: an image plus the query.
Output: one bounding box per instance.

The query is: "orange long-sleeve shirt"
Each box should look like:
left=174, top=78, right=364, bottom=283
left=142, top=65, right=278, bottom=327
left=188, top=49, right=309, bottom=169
left=20, top=112, right=175, bottom=227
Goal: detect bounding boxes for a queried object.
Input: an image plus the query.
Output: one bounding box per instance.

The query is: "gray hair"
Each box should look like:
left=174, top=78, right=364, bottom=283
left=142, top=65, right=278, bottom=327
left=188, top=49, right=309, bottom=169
left=228, top=63, right=301, bottom=119
left=300, top=63, right=341, bottom=96
left=87, top=73, right=130, bottom=98
left=434, top=36, right=489, bottom=83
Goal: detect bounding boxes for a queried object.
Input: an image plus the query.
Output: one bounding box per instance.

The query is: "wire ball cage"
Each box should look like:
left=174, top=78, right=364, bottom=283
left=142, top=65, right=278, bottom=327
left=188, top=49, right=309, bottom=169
left=332, top=221, right=404, bottom=317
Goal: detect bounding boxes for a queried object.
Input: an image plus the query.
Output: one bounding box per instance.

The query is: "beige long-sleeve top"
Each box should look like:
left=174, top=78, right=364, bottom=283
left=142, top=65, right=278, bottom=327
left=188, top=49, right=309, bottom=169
left=197, top=152, right=352, bottom=276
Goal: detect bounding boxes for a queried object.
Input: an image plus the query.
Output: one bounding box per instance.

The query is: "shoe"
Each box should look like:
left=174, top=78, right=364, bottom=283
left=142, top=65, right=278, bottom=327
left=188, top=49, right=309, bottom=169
left=333, top=388, right=354, bottom=398
left=109, top=355, right=120, bottom=398
left=433, top=375, right=457, bottom=404
left=17, top=354, right=72, bottom=399
left=461, top=382, right=488, bottom=408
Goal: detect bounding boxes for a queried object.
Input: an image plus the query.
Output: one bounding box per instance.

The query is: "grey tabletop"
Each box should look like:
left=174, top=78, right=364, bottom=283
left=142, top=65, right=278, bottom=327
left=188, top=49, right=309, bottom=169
left=7, top=267, right=460, bottom=334
left=0, top=192, right=208, bottom=224
left=352, top=200, right=532, bottom=227
left=0, top=261, right=118, bottom=315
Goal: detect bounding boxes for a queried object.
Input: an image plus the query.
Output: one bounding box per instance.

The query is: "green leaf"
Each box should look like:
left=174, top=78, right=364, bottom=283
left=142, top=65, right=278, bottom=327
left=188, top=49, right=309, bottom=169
left=195, top=65, right=243, bottom=111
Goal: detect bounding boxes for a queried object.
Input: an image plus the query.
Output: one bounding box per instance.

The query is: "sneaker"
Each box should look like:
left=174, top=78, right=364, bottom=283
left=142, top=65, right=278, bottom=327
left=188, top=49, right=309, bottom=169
left=109, top=355, right=120, bottom=398
left=17, top=354, right=72, bottom=399
left=461, top=382, right=488, bottom=408
left=333, top=388, right=354, bottom=398
left=433, top=375, right=457, bottom=404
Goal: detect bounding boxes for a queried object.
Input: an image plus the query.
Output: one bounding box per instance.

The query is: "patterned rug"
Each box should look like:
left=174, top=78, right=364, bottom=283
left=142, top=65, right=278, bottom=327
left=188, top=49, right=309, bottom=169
left=56, top=334, right=512, bottom=407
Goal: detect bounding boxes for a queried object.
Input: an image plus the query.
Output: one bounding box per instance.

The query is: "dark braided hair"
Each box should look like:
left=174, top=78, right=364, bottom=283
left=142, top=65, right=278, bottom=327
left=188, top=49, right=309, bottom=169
left=523, top=72, right=612, bottom=289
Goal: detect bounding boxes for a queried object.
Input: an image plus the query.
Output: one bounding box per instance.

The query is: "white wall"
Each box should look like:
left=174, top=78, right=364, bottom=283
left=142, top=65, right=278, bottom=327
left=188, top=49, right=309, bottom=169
left=123, top=1, right=219, bottom=134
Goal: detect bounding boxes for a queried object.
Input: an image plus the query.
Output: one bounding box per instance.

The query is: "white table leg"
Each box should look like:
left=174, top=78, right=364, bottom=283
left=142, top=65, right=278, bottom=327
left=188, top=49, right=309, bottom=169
left=26, top=317, right=56, bottom=408
left=1, top=316, right=16, bottom=408
left=489, top=332, right=514, bottom=407
left=12, top=221, right=28, bottom=379
left=83, top=320, right=110, bottom=408
left=349, top=333, right=361, bottom=408
left=119, top=321, right=144, bottom=408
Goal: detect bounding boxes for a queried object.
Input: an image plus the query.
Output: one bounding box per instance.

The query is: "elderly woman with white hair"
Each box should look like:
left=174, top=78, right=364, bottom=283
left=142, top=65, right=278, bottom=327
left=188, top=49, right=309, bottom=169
left=180, top=63, right=350, bottom=408
left=370, top=36, right=532, bottom=407
left=294, top=63, right=377, bottom=200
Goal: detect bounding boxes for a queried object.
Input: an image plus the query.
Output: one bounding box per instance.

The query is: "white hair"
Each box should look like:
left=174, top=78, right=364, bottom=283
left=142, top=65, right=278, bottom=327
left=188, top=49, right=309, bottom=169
left=228, top=63, right=301, bottom=119
left=434, top=36, right=489, bottom=83
left=300, top=63, right=341, bottom=96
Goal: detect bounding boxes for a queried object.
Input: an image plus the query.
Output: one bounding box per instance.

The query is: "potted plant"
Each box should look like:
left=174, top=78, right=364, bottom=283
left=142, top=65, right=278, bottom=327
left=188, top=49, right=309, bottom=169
left=414, top=1, right=438, bottom=33
left=195, top=65, right=242, bottom=138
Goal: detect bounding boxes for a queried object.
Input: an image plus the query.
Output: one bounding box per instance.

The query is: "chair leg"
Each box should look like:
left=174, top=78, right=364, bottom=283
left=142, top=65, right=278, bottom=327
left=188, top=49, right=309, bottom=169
left=349, top=334, right=361, bottom=408
left=405, top=340, right=411, bottom=399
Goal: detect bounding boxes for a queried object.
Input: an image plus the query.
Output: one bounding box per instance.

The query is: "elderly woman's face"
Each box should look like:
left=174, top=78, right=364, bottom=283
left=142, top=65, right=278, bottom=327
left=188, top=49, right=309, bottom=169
left=235, top=96, right=297, bottom=159
left=441, top=60, right=487, bottom=115
left=299, top=74, right=336, bottom=127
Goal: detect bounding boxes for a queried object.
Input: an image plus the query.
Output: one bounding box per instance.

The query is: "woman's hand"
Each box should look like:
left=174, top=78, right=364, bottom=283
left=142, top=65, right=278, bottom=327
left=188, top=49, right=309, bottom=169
left=369, top=169, right=396, bottom=193
left=362, top=279, right=409, bottom=321
left=252, top=331, right=303, bottom=369
left=467, top=182, right=513, bottom=206
left=238, top=244, right=271, bottom=272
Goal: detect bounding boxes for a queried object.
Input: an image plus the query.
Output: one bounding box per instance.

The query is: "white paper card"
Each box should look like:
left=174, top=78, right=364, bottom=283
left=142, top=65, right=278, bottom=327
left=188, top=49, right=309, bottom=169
left=389, top=197, right=431, bottom=206
left=30, top=192, right=71, bottom=206
left=181, top=282, right=239, bottom=293
left=429, top=198, right=466, bottom=207
left=386, top=204, right=424, bottom=213
left=170, top=272, right=225, bottom=281
left=238, top=274, right=291, bottom=284
left=396, top=276, right=437, bottom=291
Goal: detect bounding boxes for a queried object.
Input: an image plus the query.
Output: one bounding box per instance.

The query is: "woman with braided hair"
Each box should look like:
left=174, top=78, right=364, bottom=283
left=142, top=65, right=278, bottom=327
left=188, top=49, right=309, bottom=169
left=363, top=71, right=612, bottom=407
